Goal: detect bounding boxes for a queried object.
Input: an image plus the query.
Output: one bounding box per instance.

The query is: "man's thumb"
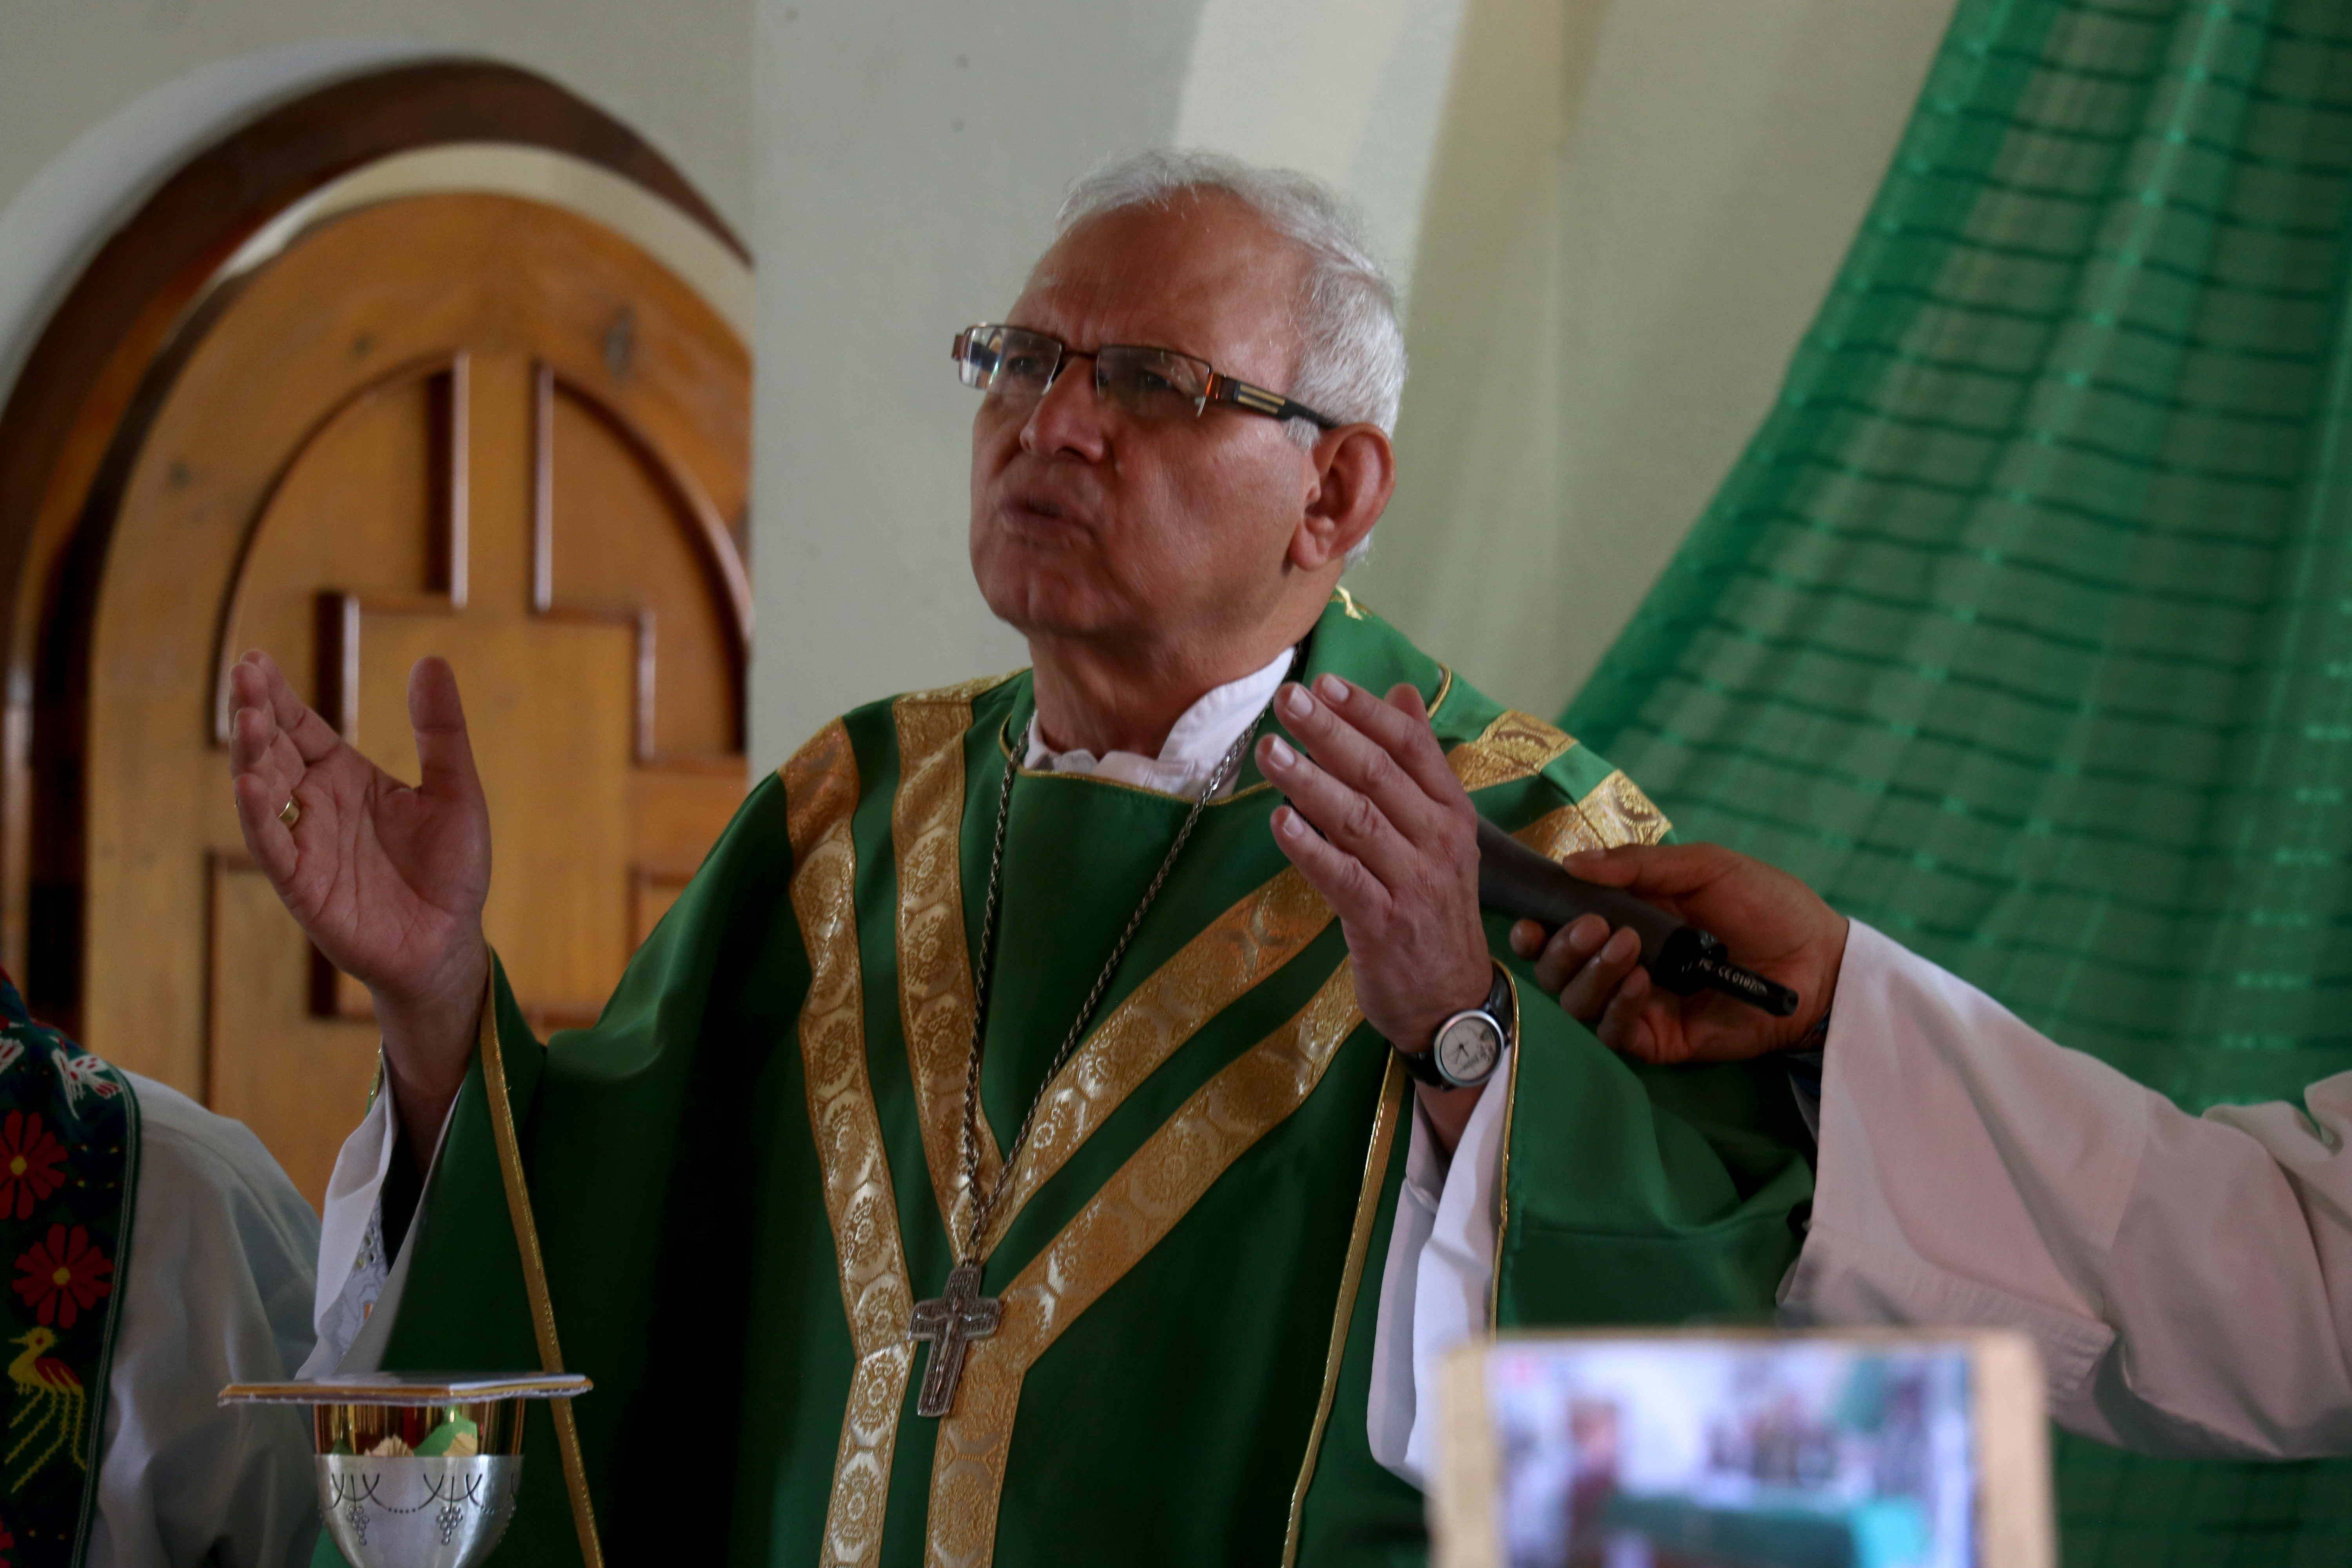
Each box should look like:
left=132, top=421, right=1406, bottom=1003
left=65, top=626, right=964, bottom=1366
left=1561, top=846, right=1643, bottom=887
left=408, top=657, right=482, bottom=800
left=1563, top=843, right=1725, bottom=897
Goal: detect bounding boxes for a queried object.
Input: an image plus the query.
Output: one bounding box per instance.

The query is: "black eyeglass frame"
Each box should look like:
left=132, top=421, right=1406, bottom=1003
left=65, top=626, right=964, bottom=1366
left=951, top=324, right=1341, bottom=431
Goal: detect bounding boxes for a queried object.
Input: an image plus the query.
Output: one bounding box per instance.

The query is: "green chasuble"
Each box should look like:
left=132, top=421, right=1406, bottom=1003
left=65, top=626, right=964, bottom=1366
left=345, top=595, right=1814, bottom=1568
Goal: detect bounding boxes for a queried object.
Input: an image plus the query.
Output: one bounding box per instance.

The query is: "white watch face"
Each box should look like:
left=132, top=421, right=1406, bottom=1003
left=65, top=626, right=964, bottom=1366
left=1435, top=1013, right=1503, bottom=1085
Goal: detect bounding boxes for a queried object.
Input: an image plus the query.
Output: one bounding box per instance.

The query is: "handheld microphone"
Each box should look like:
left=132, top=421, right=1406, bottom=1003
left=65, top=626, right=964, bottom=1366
left=1476, top=819, right=1799, bottom=1018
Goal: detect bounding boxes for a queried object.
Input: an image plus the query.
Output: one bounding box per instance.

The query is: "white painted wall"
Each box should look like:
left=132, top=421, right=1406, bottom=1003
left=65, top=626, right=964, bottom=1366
left=1351, top=0, right=1956, bottom=719
left=1173, top=0, right=1468, bottom=296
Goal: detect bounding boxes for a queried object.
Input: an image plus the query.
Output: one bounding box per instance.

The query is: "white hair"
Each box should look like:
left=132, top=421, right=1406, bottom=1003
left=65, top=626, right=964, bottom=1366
left=1055, top=149, right=1405, bottom=568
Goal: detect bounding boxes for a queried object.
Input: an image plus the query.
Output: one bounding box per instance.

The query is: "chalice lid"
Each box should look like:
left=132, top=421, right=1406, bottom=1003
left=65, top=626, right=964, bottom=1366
left=219, top=1371, right=591, bottom=1405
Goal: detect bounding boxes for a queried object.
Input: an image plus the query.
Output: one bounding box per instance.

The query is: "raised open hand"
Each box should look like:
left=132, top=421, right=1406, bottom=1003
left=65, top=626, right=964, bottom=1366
left=1509, top=842, right=1848, bottom=1065
left=228, top=650, right=490, bottom=1138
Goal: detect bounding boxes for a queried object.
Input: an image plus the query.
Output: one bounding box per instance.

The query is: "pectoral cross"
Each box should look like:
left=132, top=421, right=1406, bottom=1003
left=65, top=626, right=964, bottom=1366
left=910, top=1260, right=1002, bottom=1417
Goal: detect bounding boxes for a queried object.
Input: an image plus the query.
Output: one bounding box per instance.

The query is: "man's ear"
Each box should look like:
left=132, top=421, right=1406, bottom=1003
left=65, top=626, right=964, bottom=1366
left=1290, top=424, right=1396, bottom=572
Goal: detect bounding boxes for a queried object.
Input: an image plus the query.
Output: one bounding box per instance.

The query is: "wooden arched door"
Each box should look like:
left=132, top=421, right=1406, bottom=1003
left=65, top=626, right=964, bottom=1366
left=72, top=193, right=749, bottom=1205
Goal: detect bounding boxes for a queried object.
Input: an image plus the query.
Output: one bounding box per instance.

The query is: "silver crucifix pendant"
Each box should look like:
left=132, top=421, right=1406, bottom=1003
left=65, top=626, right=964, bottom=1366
left=909, top=1260, right=1003, bottom=1417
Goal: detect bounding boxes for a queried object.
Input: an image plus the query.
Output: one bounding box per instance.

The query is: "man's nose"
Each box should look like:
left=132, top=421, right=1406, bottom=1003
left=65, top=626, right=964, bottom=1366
left=1019, top=357, right=1111, bottom=460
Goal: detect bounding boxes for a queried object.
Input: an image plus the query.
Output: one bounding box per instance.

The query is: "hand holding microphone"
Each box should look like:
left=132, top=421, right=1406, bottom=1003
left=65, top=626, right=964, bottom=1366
left=1478, top=823, right=1800, bottom=1015
left=1492, top=835, right=1850, bottom=1065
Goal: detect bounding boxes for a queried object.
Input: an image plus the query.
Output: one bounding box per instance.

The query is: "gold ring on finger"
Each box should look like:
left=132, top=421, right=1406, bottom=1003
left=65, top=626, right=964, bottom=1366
left=278, top=796, right=300, bottom=829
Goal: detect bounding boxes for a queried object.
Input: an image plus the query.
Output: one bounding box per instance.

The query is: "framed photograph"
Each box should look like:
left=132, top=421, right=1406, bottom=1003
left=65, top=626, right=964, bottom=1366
left=1434, top=1328, right=2052, bottom=1568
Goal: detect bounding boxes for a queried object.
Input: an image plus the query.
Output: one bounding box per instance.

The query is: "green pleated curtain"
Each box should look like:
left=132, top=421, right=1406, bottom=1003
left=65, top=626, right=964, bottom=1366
left=1560, top=0, right=2352, bottom=1559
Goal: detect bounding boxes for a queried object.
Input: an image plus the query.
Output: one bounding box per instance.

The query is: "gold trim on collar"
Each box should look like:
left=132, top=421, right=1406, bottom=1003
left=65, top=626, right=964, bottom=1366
left=789, top=721, right=916, bottom=1568
left=906, top=670, right=1027, bottom=706
left=1576, top=768, right=1672, bottom=845
left=1516, top=804, right=1607, bottom=858
left=1331, top=585, right=1367, bottom=621
left=894, top=694, right=1005, bottom=1241
left=979, top=864, right=1334, bottom=1254
left=1427, top=665, right=1455, bottom=722
left=1513, top=773, right=1675, bottom=860
left=477, top=974, right=606, bottom=1568
left=1451, top=710, right=1577, bottom=793
left=926, top=964, right=1369, bottom=1568
left=1282, top=1052, right=1408, bottom=1567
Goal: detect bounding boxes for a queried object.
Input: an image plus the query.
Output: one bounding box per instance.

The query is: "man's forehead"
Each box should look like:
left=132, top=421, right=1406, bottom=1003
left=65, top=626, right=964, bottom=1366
left=1010, top=197, right=1304, bottom=372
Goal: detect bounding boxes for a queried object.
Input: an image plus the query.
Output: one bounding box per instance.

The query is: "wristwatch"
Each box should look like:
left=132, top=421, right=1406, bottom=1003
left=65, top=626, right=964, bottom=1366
left=1396, top=962, right=1514, bottom=1090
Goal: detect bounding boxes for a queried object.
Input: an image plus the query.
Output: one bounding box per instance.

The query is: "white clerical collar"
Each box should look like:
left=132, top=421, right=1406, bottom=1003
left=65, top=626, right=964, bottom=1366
left=1023, top=646, right=1296, bottom=800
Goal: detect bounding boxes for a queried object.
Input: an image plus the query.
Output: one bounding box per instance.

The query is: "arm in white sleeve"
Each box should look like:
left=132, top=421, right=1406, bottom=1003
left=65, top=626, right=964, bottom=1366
left=91, top=1074, right=321, bottom=1568
left=302, top=1074, right=461, bottom=1379
left=1783, top=919, right=2352, bottom=1458
left=1367, top=1058, right=1512, bottom=1488
left=301, top=1083, right=395, bottom=1378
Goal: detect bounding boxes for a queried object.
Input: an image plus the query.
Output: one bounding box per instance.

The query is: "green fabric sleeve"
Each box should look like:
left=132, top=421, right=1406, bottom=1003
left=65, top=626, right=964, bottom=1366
left=1437, top=714, right=1814, bottom=1328
left=1494, top=970, right=1815, bottom=1327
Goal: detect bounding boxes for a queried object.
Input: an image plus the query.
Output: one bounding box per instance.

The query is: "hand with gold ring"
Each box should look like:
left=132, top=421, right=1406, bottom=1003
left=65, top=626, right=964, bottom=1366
left=227, top=648, right=493, bottom=1167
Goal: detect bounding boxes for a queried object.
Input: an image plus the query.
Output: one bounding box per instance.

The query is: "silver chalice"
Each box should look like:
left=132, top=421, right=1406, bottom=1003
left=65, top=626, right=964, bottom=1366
left=221, top=1371, right=590, bottom=1568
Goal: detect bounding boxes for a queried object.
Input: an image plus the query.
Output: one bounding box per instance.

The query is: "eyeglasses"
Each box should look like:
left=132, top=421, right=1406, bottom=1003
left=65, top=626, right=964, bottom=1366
left=951, top=324, right=1339, bottom=430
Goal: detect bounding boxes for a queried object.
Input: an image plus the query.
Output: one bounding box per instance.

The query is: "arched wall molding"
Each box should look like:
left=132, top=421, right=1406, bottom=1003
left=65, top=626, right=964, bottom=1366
left=2, top=60, right=748, bottom=1007
left=213, top=143, right=753, bottom=343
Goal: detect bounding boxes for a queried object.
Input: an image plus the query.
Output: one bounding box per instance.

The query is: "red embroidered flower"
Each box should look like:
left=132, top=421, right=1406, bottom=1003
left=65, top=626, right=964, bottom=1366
left=0, top=1512, right=16, bottom=1566
left=0, top=1111, right=65, bottom=1220
left=13, top=1225, right=110, bottom=1329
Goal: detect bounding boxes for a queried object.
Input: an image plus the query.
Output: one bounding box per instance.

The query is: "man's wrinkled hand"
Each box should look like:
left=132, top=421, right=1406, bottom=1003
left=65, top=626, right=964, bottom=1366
left=228, top=649, right=493, bottom=1156
left=1508, top=842, right=1848, bottom=1065
left=1254, top=676, right=1492, bottom=1056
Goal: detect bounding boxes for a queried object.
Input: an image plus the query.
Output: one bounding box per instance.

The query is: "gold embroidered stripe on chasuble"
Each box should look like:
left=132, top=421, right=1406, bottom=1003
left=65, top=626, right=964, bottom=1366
left=892, top=686, right=1010, bottom=1241
left=1454, top=710, right=1673, bottom=855
left=788, top=720, right=917, bottom=1568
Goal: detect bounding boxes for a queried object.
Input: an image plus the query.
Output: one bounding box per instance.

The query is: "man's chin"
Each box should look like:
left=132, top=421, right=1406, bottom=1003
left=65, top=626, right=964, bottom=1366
left=987, top=599, right=1108, bottom=641
left=974, top=571, right=1120, bottom=642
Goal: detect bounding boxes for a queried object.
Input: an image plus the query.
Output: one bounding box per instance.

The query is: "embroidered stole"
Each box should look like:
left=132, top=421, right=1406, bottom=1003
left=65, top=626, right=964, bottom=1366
left=0, top=978, right=139, bottom=1568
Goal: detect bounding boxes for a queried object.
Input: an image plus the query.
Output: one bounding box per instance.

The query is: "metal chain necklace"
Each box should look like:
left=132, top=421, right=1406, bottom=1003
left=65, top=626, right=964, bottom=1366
left=907, top=658, right=1292, bottom=1417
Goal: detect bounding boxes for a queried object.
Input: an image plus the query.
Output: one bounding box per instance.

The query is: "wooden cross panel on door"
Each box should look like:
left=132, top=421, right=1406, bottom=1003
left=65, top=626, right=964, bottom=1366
left=82, top=195, right=749, bottom=1207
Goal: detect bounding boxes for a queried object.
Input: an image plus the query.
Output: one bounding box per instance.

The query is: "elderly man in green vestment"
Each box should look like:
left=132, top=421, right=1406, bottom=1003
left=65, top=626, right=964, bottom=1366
left=225, top=151, right=1814, bottom=1566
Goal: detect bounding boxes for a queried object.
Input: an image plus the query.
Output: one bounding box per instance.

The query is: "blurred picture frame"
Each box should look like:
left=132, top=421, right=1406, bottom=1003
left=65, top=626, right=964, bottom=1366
left=1434, top=1327, right=2053, bottom=1568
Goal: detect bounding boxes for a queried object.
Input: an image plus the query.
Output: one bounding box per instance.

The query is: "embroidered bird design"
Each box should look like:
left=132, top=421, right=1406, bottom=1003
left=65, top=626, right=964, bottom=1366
left=45, top=1053, right=116, bottom=1118
left=5, top=1328, right=85, bottom=1484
